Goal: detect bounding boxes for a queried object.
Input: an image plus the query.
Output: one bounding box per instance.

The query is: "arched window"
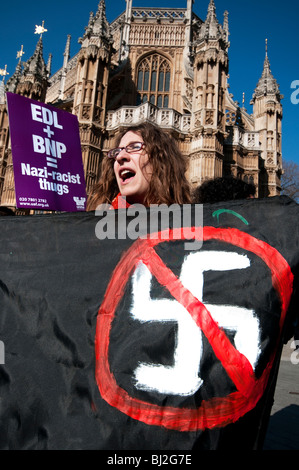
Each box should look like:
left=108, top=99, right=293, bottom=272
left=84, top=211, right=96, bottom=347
left=136, top=54, right=171, bottom=107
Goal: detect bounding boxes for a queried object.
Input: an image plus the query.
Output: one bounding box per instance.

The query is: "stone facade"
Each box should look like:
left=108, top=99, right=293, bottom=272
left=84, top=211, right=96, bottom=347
left=0, top=0, right=283, bottom=209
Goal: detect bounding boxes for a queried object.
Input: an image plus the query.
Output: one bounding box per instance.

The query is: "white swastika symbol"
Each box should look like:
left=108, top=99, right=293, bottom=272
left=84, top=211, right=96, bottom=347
left=131, top=251, right=261, bottom=396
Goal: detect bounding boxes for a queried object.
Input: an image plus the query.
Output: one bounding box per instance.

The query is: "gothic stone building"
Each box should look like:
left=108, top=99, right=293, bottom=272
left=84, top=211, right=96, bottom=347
left=0, top=0, right=283, bottom=209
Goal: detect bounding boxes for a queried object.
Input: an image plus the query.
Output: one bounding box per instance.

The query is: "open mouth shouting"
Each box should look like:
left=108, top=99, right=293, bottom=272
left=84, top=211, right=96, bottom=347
left=119, top=168, right=136, bottom=184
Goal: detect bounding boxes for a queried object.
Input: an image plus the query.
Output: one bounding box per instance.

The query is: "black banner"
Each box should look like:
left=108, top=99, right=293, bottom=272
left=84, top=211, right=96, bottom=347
left=0, top=196, right=298, bottom=450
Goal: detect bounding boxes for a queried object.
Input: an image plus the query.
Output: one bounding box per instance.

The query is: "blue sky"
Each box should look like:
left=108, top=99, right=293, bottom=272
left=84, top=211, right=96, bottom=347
left=1, top=0, right=298, bottom=165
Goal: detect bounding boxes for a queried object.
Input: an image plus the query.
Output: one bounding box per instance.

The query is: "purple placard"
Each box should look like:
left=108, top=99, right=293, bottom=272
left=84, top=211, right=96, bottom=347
left=6, top=92, right=87, bottom=212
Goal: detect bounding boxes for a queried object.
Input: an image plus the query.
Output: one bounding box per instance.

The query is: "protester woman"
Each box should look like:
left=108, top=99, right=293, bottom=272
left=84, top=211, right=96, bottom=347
left=87, top=122, right=191, bottom=210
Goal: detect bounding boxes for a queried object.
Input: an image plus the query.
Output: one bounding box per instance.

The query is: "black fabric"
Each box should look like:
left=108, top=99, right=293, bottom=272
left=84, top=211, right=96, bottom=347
left=0, top=196, right=298, bottom=450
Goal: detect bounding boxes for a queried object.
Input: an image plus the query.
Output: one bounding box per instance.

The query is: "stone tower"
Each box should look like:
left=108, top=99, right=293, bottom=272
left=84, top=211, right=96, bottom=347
left=250, top=40, right=283, bottom=197
left=73, top=0, right=113, bottom=192
left=189, top=0, right=229, bottom=185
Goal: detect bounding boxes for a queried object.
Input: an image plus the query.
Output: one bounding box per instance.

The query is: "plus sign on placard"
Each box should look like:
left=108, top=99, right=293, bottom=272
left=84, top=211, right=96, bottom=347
left=43, top=125, right=55, bottom=139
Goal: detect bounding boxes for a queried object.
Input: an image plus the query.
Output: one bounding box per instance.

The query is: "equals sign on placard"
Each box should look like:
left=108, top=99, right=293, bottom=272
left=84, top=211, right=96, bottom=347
left=46, top=156, right=58, bottom=168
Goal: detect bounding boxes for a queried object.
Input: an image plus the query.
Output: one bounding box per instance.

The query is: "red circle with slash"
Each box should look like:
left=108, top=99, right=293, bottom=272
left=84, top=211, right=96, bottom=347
left=95, top=227, right=293, bottom=431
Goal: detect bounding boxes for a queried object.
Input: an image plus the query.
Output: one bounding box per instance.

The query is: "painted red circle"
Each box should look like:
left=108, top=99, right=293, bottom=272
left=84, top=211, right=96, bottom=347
left=95, top=227, right=293, bottom=431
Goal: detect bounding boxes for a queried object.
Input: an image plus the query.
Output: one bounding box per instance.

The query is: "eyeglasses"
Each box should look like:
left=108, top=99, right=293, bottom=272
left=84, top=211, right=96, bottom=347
left=107, top=142, right=145, bottom=159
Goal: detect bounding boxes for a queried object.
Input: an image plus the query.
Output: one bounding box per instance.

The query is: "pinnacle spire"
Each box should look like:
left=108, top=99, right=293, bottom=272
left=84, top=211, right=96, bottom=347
left=64, top=35, right=71, bottom=60
left=95, top=0, right=109, bottom=37
left=13, top=35, right=48, bottom=101
left=205, top=0, right=220, bottom=38
left=198, top=0, right=228, bottom=43
left=6, top=61, right=22, bottom=93
left=47, top=53, right=52, bottom=77
left=223, top=10, right=229, bottom=42
left=23, top=36, right=48, bottom=80
left=252, top=40, right=280, bottom=99
left=79, top=0, right=111, bottom=44
left=0, top=79, right=5, bottom=105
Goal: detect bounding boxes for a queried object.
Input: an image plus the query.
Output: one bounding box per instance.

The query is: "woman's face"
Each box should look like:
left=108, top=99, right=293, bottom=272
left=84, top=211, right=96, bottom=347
left=113, top=131, right=152, bottom=205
